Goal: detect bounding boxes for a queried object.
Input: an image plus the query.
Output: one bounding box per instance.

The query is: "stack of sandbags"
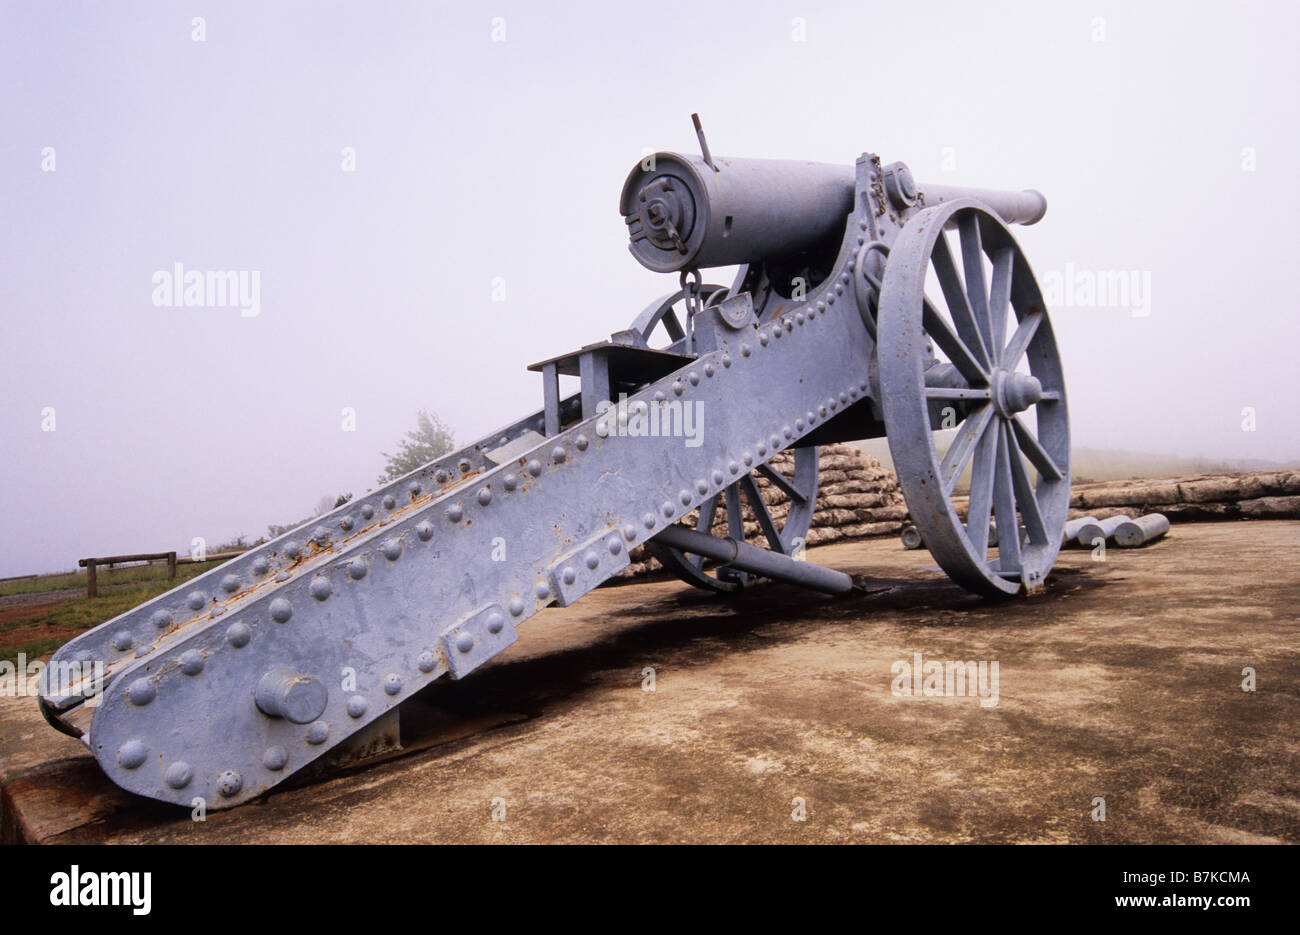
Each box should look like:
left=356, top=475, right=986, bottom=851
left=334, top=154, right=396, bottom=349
left=617, top=443, right=905, bottom=578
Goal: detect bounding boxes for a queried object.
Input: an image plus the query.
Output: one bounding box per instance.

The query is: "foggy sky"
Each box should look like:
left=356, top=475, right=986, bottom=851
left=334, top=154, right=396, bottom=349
left=2, top=0, right=1298, bottom=576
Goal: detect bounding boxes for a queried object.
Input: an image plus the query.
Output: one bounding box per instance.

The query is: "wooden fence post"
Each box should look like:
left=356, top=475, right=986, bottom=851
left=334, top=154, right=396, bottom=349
left=167, top=551, right=177, bottom=581
left=86, top=560, right=97, bottom=599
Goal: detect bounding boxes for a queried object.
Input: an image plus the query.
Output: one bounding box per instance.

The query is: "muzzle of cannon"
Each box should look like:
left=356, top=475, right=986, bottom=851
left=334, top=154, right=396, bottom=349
left=39, top=116, right=1072, bottom=809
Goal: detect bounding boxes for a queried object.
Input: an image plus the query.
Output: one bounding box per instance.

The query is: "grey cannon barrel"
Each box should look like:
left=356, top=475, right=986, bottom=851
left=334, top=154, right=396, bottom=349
left=620, top=151, right=1048, bottom=273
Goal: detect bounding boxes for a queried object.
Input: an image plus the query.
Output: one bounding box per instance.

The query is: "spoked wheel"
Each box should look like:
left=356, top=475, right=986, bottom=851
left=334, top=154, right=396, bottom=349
left=878, top=200, right=1070, bottom=597
left=627, top=283, right=729, bottom=351
left=626, top=289, right=821, bottom=593
left=645, top=448, right=820, bottom=593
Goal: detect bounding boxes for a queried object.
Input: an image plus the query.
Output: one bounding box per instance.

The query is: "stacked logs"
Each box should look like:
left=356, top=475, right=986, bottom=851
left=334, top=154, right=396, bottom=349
left=1065, top=471, right=1300, bottom=523
left=617, top=443, right=906, bottom=578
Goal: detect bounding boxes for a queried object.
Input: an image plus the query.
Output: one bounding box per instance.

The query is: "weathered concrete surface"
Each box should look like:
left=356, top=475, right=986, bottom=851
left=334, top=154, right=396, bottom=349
left=2, top=521, right=1297, bottom=844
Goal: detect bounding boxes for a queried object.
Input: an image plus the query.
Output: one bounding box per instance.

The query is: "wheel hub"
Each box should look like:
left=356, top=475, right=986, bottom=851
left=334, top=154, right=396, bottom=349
left=992, top=369, right=1043, bottom=417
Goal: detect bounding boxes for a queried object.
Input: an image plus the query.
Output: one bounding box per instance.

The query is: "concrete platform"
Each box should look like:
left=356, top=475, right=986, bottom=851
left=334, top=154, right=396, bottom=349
left=2, top=521, right=1297, bottom=844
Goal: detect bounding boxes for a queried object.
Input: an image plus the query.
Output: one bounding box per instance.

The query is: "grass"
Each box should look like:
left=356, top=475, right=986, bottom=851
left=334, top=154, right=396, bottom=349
left=0, top=583, right=188, bottom=666
left=0, top=559, right=226, bottom=597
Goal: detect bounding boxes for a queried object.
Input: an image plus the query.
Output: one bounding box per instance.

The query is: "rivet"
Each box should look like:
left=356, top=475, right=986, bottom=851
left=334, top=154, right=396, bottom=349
left=135, top=645, right=153, bottom=658
left=117, top=740, right=147, bottom=770
left=309, top=576, right=332, bottom=601
left=623, top=523, right=637, bottom=541
left=741, top=343, right=752, bottom=357
left=807, top=411, right=816, bottom=424
left=347, top=696, right=367, bottom=718
left=383, top=673, right=402, bottom=695
left=307, top=721, right=330, bottom=745
left=312, top=525, right=330, bottom=544
left=226, top=622, right=252, bottom=646
left=477, top=487, right=493, bottom=506
left=251, top=557, right=270, bottom=576
left=771, top=434, right=782, bottom=449
left=179, top=649, right=205, bottom=676
left=653, top=390, right=667, bottom=403
left=127, top=678, right=155, bottom=706
left=458, top=459, right=471, bottom=474
left=382, top=539, right=403, bottom=561
left=151, top=610, right=171, bottom=630
left=816, top=302, right=826, bottom=314
left=456, top=632, right=474, bottom=653
left=348, top=558, right=368, bottom=579
left=759, top=331, right=769, bottom=346
left=820, top=405, right=828, bottom=417
left=417, top=651, right=437, bottom=673
left=840, top=392, right=849, bottom=404
left=221, top=574, right=240, bottom=593
left=503, top=474, right=518, bottom=492
left=795, top=419, right=804, bottom=431
left=551, top=445, right=567, bottom=464
left=742, top=453, right=754, bottom=467
left=382, top=495, right=396, bottom=510
left=695, top=479, right=708, bottom=495
left=585, top=550, right=600, bottom=570
left=447, top=504, right=464, bottom=523
left=487, top=613, right=505, bottom=634
left=165, top=761, right=193, bottom=788
left=270, top=597, right=293, bottom=622
left=284, top=540, right=302, bottom=559
left=643, top=512, right=657, bottom=529
left=835, top=284, right=844, bottom=296
left=688, top=372, right=700, bottom=386
left=712, top=470, right=724, bottom=485
left=527, top=459, right=542, bottom=477
left=508, top=598, right=525, bottom=616
left=562, top=566, right=577, bottom=585
left=757, top=442, right=767, bottom=456
left=784, top=318, right=793, bottom=331
left=576, top=434, right=590, bottom=451
left=535, top=581, right=550, bottom=600
left=722, top=355, right=732, bottom=368
left=264, top=746, right=288, bottom=771
left=409, top=481, right=421, bottom=497
left=679, top=490, right=692, bottom=506
left=704, top=363, right=715, bottom=377
left=498, top=436, right=509, bottom=446
left=607, top=537, right=623, bottom=555
left=773, top=327, right=783, bottom=339
left=434, top=469, right=448, bottom=484
left=217, top=770, right=243, bottom=797
left=416, top=520, right=434, bottom=541
left=186, top=591, right=206, bottom=611
left=662, top=501, right=675, bottom=517
left=828, top=294, right=836, bottom=305
left=340, top=515, right=354, bottom=532
left=728, top=461, right=740, bottom=475
left=112, top=631, right=133, bottom=652
left=360, top=504, right=375, bottom=520
left=796, top=313, right=805, bottom=325
left=673, top=381, right=685, bottom=396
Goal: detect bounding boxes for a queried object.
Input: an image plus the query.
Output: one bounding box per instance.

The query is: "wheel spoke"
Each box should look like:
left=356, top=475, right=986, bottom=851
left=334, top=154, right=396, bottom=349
left=958, top=213, right=994, bottom=354
left=992, top=422, right=1021, bottom=574
left=932, top=234, right=992, bottom=370
left=739, top=474, right=783, bottom=552
left=695, top=494, right=719, bottom=534
left=661, top=307, right=685, bottom=342
left=757, top=462, right=806, bottom=503
left=965, top=416, right=999, bottom=556
left=1010, top=415, right=1064, bottom=482
left=1002, top=310, right=1042, bottom=369
left=925, top=386, right=992, bottom=400
left=1006, top=431, right=1048, bottom=546
left=923, top=297, right=990, bottom=386
left=987, top=247, right=1014, bottom=366
left=725, top=487, right=745, bottom=539
left=939, top=404, right=994, bottom=495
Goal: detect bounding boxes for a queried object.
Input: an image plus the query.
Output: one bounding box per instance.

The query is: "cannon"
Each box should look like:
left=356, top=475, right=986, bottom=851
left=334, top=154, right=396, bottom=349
left=38, top=118, right=1070, bottom=808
